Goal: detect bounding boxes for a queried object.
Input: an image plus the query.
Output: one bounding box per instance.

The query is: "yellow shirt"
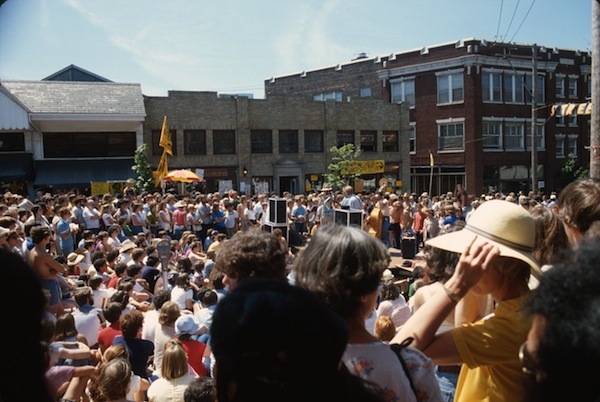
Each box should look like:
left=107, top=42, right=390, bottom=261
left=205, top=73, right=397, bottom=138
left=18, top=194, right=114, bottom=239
left=451, top=295, right=533, bottom=402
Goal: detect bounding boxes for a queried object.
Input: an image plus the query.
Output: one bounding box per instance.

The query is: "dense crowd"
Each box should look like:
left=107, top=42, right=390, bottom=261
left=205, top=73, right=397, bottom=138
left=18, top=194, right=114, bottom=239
left=0, top=178, right=599, bottom=402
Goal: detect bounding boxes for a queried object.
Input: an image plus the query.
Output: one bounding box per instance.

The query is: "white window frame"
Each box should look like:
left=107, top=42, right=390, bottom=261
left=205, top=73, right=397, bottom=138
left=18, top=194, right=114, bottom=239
left=436, top=70, right=464, bottom=105
left=408, top=123, right=416, bottom=155
left=525, top=119, right=546, bottom=151
left=525, top=74, right=546, bottom=105
left=482, top=119, right=503, bottom=151
left=437, top=118, right=465, bottom=152
left=505, top=121, right=525, bottom=151
left=568, top=114, right=578, bottom=127
left=555, top=134, right=566, bottom=158
left=313, top=91, right=342, bottom=102
left=568, top=75, right=578, bottom=98
left=504, top=72, right=525, bottom=104
left=555, top=74, right=565, bottom=98
left=482, top=70, right=502, bottom=103
left=390, top=77, right=415, bottom=108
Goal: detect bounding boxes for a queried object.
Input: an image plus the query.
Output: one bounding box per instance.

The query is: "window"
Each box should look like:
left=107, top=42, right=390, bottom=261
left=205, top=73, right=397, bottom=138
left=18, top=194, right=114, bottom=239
left=152, top=129, right=177, bottom=156
left=360, top=88, right=372, bottom=97
left=279, top=130, right=298, bottom=153
left=482, top=72, right=502, bottom=102
left=437, top=72, right=464, bottom=104
left=336, top=130, right=354, bottom=147
left=383, top=131, right=399, bottom=152
left=213, top=130, right=236, bottom=155
left=504, top=73, right=524, bottom=103
left=408, top=125, right=415, bottom=154
left=304, top=130, right=324, bottom=153
left=437, top=121, right=464, bottom=151
left=525, top=123, right=545, bottom=150
left=360, top=131, right=376, bottom=152
left=555, top=134, right=566, bottom=158
left=45, top=132, right=136, bottom=158
left=0, top=133, right=25, bottom=152
left=525, top=75, right=545, bottom=104
left=556, top=75, right=565, bottom=98
left=482, top=121, right=502, bottom=150
left=314, top=91, right=342, bottom=102
left=568, top=76, right=578, bottom=98
left=251, top=130, right=272, bottom=154
left=391, top=79, right=415, bottom=107
left=567, top=135, right=578, bottom=157
left=505, top=123, right=524, bottom=151
left=556, top=115, right=566, bottom=127
left=568, top=115, right=578, bottom=127
left=184, top=130, right=206, bottom=155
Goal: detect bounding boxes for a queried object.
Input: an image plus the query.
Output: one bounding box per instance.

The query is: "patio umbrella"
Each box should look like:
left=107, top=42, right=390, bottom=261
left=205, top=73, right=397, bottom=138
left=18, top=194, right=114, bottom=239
left=164, top=169, right=202, bottom=183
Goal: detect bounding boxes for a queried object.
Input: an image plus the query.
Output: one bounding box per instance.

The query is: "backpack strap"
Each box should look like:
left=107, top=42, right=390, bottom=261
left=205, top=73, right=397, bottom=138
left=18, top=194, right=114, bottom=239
left=390, top=337, right=418, bottom=398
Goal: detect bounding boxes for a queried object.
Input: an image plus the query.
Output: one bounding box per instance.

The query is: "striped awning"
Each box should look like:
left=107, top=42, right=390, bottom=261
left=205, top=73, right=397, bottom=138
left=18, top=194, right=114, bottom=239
left=550, top=102, right=592, bottom=117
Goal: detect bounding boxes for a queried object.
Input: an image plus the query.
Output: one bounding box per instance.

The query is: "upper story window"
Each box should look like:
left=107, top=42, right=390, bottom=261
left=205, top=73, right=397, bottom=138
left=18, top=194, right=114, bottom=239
left=437, top=71, right=464, bottom=105
left=555, top=134, right=566, bottom=158
left=525, top=123, right=545, bottom=151
left=0, top=133, right=25, bottom=152
left=482, top=71, right=502, bottom=102
left=504, top=73, right=524, bottom=103
left=184, top=130, right=206, bottom=155
left=360, top=130, right=376, bottom=152
left=314, top=91, right=342, bottom=102
left=383, top=131, right=399, bottom=152
left=360, top=87, right=372, bottom=97
left=505, top=122, right=524, bottom=151
left=437, top=119, right=464, bottom=151
left=213, top=130, right=236, bottom=155
left=568, top=76, right=578, bottom=98
left=567, top=134, right=578, bottom=157
left=251, top=130, right=272, bottom=154
left=407, top=125, right=415, bottom=154
left=556, top=74, right=565, bottom=98
left=279, top=130, right=299, bottom=153
left=525, top=75, right=545, bottom=104
left=152, top=129, right=177, bottom=156
left=337, top=130, right=354, bottom=147
left=391, top=78, right=415, bottom=107
left=304, top=130, right=324, bottom=153
left=482, top=120, right=502, bottom=150
left=46, top=132, right=136, bottom=158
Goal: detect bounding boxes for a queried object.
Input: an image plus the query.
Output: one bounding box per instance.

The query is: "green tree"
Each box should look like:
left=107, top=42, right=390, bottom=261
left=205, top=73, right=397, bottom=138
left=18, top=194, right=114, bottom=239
left=558, top=153, right=589, bottom=190
left=131, top=144, right=155, bottom=192
left=324, top=143, right=362, bottom=189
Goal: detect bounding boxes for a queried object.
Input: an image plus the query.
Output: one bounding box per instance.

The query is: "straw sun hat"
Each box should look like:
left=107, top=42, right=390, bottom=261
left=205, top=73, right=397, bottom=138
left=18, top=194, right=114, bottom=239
left=426, top=199, right=541, bottom=278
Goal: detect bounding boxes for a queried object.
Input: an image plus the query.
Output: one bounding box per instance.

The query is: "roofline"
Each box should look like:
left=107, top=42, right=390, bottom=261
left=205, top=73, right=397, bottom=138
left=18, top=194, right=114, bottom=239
left=3, top=80, right=142, bottom=87
left=42, top=64, right=114, bottom=82
left=30, top=113, right=146, bottom=121
left=0, top=82, right=31, bottom=112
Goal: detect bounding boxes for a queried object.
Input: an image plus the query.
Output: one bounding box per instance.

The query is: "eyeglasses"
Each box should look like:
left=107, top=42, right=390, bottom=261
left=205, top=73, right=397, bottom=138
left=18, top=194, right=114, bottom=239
left=518, top=341, right=537, bottom=375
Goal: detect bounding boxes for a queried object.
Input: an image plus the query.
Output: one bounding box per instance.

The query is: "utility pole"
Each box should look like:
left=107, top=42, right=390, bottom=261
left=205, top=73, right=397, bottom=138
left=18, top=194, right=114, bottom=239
left=592, top=0, right=600, bottom=178
left=531, top=45, right=538, bottom=193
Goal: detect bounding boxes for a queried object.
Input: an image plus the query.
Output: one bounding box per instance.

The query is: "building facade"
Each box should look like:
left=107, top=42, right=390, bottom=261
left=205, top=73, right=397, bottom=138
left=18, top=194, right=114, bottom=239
left=144, top=91, right=410, bottom=195
left=266, top=38, right=592, bottom=195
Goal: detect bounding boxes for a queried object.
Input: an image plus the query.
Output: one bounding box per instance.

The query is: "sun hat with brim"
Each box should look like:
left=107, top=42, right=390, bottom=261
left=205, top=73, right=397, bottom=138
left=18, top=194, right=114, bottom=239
left=0, top=227, right=9, bottom=237
left=120, top=239, right=136, bottom=252
left=67, top=252, right=85, bottom=267
left=426, top=199, right=541, bottom=278
left=175, top=314, right=200, bottom=336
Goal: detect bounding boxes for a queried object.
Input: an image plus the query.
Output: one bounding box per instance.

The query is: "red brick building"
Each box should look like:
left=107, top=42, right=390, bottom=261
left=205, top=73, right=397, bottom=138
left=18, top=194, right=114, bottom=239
left=266, top=38, right=591, bottom=196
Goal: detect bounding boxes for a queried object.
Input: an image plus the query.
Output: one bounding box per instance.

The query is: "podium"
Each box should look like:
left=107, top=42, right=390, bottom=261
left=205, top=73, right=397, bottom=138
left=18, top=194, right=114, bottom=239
left=268, top=198, right=288, bottom=225
left=334, top=208, right=363, bottom=228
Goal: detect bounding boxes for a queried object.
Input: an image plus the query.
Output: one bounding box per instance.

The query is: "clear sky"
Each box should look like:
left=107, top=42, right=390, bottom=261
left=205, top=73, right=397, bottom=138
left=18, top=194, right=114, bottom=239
left=0, top=0, right=593, bottom=99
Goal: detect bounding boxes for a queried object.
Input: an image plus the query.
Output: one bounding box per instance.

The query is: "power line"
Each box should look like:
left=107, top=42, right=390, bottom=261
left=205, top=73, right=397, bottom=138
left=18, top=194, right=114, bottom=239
left=495, top=0, right=504, bottom=42
left=502, top=0, right=520, bottom=42
left=509, top=0, right=536, bottom=43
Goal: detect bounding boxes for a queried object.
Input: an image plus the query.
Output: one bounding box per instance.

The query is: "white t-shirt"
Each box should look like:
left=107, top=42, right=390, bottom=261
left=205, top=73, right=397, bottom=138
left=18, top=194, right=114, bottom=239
left=171, top=286, right=193, bottom=310
left=147, top=374, right=196, bottom=402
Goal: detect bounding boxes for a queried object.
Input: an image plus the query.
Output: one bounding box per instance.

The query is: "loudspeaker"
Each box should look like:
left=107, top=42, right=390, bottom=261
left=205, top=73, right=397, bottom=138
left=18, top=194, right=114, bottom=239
left=268, top=198, right=288, bottom=224
left=263, top=222, right=289, bottom=242
left=401, top=237, right=416, bottom=260
left=334, top=208, right=363, bottom=228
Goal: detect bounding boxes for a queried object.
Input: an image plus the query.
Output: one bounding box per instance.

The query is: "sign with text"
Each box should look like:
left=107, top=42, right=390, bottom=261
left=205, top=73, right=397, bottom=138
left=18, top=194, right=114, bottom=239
left=342, top=160, right=385, bottom=175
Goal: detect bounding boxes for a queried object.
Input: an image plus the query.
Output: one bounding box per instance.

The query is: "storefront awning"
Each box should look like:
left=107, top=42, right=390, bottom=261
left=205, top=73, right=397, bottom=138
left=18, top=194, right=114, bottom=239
left=0, top=153, right=34, bottom=182
left=34, top=158, right=135, bottom=187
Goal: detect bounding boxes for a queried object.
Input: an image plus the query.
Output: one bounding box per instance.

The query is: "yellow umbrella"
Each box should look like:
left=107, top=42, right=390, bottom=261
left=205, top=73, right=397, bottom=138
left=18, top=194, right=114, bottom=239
left=164, top=169, right=202, bottom=183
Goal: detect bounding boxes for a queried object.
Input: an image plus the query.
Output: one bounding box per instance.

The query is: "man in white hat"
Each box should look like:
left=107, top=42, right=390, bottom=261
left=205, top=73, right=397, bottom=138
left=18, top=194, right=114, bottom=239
left=393, top=199, right=540, bottom=402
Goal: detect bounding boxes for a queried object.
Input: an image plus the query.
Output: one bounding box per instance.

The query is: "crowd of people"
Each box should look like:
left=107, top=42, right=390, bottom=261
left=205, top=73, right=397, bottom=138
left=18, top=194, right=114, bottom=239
left=1, top=177, right=600, bottom=402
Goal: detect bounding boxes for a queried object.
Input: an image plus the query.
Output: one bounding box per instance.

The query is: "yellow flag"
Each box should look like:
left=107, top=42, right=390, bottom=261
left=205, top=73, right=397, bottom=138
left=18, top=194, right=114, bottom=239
left=429, top=151, right=434, bottom=167
left=159, top=116, right=173, bottom=156
left=153, top=151, right=169, bottom=187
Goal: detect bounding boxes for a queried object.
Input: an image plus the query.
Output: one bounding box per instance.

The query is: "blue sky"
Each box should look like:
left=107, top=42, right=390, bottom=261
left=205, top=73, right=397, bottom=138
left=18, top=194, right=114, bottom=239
left=0, top=0, right=592, bottom=98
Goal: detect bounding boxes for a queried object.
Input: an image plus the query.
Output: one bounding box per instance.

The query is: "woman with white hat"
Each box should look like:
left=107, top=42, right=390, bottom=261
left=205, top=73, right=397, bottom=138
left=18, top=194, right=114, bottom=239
left=392, top=199, right=541, bottom=402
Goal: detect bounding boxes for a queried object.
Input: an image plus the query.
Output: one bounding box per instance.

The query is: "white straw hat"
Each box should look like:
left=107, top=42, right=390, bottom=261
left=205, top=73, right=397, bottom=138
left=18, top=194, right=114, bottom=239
left=426, top=199, right=541, bottom=278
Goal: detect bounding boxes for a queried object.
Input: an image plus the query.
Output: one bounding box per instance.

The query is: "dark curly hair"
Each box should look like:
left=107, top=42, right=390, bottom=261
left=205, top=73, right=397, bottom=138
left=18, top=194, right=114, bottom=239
left=293, top=224, right=390, bottom=319
left=214, top=228, right=286, bottom=283
left=558, top=178, right=600, bottom=236
left=527, top=240, right=600, bottom=402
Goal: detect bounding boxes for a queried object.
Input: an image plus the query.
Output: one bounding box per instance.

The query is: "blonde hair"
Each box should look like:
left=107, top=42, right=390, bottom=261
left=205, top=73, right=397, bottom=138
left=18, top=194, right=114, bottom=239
left=159, top=301, right=181, bottom=326
left=161, top=339, right=189, bottom=380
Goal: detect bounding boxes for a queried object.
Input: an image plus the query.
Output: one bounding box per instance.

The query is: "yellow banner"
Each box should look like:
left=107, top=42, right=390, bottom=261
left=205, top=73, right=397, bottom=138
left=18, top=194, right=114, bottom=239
left=91, top=181, right=110, bottom=196
left=343, top=160, right=385, bottom=175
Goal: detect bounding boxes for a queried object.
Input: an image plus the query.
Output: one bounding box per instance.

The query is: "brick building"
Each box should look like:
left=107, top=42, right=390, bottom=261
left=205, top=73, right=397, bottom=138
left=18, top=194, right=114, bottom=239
left=144, top=91, right=409, bottom=195
left=266, top=38, right=592, bottom=195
